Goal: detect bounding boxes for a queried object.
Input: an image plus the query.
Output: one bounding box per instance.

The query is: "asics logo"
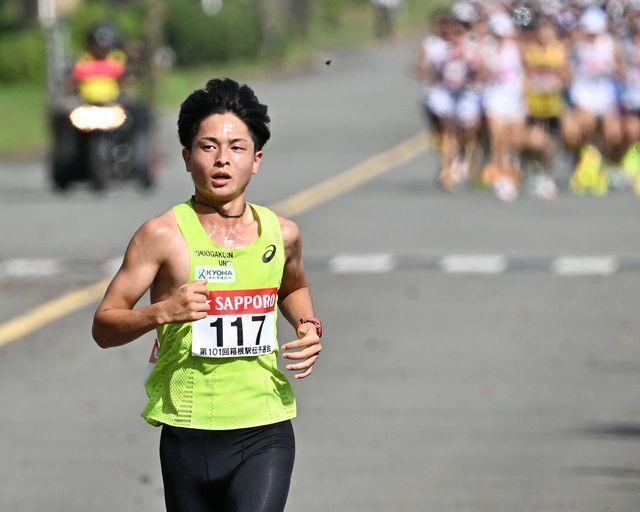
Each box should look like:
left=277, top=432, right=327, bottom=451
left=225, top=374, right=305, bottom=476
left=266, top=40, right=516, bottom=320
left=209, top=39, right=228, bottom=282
left=262, top=245, right=276, bottom=263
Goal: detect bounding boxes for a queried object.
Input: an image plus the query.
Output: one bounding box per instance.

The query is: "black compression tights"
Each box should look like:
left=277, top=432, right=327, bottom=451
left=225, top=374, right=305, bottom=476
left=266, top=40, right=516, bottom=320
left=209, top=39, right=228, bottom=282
left=160, top=421, right=295, bottom=512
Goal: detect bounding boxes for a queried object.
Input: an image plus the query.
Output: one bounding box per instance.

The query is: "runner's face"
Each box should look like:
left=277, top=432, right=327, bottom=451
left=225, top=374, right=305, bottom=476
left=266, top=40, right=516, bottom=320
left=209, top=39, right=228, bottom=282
left=182, top=113, right=262, bottom=202
left=450, top=22, right=465, bottom=41
left=440, top=20, right=454, bottom=40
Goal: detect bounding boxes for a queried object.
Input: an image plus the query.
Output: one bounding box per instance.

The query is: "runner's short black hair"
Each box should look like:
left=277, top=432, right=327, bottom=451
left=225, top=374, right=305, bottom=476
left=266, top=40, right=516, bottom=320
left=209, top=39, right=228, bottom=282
left=178, top=78, right=271, bottom=151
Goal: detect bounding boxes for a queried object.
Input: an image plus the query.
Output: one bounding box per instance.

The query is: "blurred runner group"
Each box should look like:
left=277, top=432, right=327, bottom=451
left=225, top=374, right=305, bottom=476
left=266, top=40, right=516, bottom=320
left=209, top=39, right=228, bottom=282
left=414, top=0, right=640, bottom=201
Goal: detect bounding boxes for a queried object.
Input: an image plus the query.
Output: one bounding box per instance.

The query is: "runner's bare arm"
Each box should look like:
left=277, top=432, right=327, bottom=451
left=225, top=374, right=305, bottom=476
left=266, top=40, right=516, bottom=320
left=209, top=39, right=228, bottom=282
left=412, top=42, right=434, bottom=83
left=277, top=217, right=322, bottom=379
left=92, top=216, right=209, bottom=348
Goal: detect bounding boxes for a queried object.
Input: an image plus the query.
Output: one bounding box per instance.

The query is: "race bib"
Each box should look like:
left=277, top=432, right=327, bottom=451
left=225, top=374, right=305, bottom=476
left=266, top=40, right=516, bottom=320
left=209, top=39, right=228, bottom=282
left=192, top=288, right=277, bottom=358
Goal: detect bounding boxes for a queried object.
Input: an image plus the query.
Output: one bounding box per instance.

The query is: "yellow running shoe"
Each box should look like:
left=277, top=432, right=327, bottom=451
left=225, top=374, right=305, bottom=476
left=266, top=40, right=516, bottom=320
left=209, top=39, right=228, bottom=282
left=621, top=144, right=640, bottom=182
left=570, top=144, right=606, bottom=196
left=593, top=167, right=609, bottom=196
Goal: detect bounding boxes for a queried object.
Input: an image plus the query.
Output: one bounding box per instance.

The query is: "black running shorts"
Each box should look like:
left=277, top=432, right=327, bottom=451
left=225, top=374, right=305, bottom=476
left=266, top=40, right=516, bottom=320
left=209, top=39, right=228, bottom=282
left=160, top=420, right=295, bottom=512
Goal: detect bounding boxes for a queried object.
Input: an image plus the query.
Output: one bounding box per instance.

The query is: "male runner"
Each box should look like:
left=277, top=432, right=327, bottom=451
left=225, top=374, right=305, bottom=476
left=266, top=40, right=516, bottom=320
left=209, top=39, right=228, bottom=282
left=92, top=78, right=322, bottom=512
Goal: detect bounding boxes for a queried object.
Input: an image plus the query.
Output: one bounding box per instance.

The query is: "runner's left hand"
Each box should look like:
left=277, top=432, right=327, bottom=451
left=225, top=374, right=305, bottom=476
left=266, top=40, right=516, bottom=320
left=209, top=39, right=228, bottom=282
left=281, top=324, right=322, bottom=379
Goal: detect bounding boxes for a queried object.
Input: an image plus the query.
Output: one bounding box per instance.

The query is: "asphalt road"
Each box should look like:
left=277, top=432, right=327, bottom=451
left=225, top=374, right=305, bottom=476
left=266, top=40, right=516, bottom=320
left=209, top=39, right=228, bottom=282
left=2, top=37, right=640, bottom=512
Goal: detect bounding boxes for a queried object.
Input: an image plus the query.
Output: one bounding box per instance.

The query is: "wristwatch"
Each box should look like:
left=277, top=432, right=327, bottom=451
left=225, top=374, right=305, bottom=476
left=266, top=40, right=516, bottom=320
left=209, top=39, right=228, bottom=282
left=296, top=317, right=322, bottom=338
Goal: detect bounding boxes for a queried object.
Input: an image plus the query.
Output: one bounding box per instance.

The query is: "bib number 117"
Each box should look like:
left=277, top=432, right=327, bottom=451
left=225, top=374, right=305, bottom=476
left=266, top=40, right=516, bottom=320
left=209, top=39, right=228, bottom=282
left=209, top=315, right=266, bottom=347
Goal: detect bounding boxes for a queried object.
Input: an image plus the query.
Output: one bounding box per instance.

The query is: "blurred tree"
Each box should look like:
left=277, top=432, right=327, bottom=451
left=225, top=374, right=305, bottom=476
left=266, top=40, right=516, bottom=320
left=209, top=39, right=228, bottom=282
left=0, top=0, right=46, bottom=84
left=140, top=0, right=167, bottom=108
left=165, top=0, right=261, bottom=66
left=322, top=0, right=347, bottom=26
left=287, top=0, right=311, bottom=39
left=23, top=0, right=39, bottom=25
left=0, top=0, right=38, bottom=28
left=253, top=0, right=287, bottom=59
left=371, top=0, right=403, bottom=39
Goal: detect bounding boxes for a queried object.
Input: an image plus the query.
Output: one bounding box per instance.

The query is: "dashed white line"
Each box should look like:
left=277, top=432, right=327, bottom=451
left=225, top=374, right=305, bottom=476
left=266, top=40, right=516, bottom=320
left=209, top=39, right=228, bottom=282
left=0, top=258, right=61, bottom=278
left=328, top=253, right=396, bottom=274
left=0, top=253, right=636, bottom=280
left=439, top=254, right=508, bottom=274
left=552, top=256, right=619, bottom=276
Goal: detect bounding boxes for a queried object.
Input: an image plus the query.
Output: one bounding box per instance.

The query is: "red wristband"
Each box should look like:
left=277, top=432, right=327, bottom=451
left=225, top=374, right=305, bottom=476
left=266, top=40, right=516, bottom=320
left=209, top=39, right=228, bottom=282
left=296, top=317, right=322, bottom=338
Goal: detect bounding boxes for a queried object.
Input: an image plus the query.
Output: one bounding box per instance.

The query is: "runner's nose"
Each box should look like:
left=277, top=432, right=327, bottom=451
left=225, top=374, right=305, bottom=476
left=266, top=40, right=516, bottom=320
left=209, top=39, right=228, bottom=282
left=214, top=148, right=231, bottom=167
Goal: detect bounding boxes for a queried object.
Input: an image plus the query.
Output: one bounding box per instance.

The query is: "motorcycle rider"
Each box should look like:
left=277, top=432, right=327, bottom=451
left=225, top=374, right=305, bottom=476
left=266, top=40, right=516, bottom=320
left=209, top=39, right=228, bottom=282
left=70, top=24, right=127, bottom=104
left=52, top=23, right=154, bottom=191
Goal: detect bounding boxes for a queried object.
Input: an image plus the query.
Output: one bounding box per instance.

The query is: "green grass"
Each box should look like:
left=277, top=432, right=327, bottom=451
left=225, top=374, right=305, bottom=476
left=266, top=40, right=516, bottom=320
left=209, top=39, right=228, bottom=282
left=0, top=0, right=451, bottom=157
left=0, top=82, right=49, bottom=158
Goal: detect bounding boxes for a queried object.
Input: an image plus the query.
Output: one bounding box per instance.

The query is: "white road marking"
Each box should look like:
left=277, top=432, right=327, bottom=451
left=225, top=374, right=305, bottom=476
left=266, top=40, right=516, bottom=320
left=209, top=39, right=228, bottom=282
left=439, top=254, right=508, bottom=274
left=552, top=256, right=619, bottom=276
left=329, top=254, right=396, bottom=274
left=0, top=258, right=61, bottom=278
left=0, top=253, right=635, bottom=281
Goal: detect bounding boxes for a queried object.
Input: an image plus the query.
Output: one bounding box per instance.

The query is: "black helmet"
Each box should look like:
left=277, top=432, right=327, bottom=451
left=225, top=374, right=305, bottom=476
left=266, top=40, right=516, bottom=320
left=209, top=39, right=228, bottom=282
left=87, top=23, right=121, bottom=51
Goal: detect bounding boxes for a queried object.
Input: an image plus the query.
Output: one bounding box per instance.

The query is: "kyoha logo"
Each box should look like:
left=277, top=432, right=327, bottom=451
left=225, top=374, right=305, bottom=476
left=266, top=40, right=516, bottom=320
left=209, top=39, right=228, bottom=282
left=195, top=266, right=236, bottom=283
left=262, top=244, right=276, bottom=263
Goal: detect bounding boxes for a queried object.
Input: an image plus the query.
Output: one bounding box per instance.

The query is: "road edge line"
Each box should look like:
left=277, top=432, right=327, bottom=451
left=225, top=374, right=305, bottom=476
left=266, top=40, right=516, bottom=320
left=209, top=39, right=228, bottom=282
left=0, top=278, right=111, bottom=347
left=270, top=131, right=429, bottom=217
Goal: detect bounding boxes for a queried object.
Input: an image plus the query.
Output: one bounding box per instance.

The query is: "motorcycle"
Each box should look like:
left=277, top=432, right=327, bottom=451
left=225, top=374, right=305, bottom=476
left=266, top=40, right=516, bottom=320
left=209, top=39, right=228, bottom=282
left=51, top=99, right=156, bottom=192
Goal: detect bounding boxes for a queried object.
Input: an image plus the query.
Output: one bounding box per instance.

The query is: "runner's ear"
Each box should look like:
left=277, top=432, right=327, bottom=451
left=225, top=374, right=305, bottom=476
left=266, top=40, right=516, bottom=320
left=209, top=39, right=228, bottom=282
left=182, top=147, right=191, bottom=172
left=252, top=150, right=263, bottom=175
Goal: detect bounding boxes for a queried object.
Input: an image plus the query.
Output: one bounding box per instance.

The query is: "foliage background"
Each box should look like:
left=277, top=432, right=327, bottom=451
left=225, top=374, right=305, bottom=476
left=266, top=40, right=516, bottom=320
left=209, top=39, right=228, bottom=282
left=0, top=0, right=451, bottom=85
left=0, top=0, right=451, bottom=156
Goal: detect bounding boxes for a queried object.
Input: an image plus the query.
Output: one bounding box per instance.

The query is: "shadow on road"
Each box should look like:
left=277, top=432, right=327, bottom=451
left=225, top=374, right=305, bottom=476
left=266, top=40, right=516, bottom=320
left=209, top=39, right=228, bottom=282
left=580, top=422, right=640, bottom=440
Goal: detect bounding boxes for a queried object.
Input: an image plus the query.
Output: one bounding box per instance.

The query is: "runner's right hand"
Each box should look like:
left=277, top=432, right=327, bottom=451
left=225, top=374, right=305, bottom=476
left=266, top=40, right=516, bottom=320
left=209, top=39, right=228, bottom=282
left=159, top=279, right=210, bottom=324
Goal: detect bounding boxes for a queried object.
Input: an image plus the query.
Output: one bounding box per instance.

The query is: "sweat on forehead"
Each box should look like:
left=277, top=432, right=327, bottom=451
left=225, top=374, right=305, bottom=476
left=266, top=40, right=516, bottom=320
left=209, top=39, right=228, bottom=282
left=193, top=114, right=253, bottom=146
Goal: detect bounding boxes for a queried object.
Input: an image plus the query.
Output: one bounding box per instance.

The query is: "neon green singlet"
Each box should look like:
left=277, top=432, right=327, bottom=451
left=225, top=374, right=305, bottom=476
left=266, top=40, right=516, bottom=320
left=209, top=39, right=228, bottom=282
left=141, top=200, right=296, bottom=430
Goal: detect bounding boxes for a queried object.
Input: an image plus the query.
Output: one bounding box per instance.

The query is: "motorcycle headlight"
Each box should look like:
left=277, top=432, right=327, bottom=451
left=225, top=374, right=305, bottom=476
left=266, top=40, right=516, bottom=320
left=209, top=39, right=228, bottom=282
left=69, top=105, right=127, bottom=131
